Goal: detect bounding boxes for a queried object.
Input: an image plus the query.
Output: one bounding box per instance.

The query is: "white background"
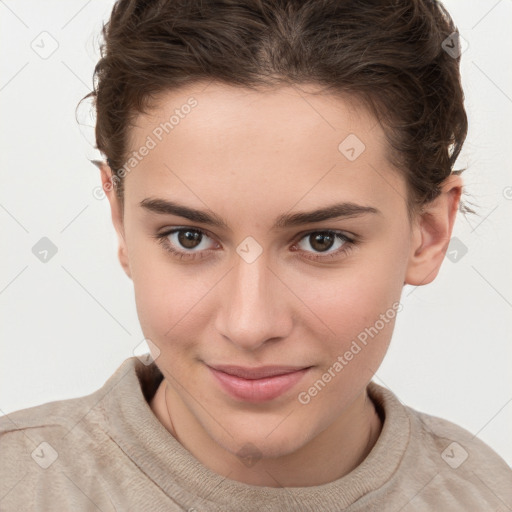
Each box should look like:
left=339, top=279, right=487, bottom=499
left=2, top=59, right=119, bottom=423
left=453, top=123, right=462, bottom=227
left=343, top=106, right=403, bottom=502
left=1, top=0, right=511, bottom=466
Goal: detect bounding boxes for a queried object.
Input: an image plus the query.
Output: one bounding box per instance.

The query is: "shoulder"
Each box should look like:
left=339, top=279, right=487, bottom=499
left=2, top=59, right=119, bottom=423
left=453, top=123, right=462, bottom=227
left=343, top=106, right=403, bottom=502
left=0, top=394, right=116, bottom=511
left=402, top=404, right=512, bottom=509
left=367, top=382, right=512, bottom=510
left=0, top=389, right=105, bottom=449
left=406, top=404, right=510, bottom=470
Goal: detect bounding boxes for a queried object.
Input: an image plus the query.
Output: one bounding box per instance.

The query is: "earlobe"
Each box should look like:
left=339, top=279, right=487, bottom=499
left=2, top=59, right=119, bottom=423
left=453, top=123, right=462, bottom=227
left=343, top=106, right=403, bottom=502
left=404, top=175, right=462, bottom=286
left=98, top=162, right=132, bottom=280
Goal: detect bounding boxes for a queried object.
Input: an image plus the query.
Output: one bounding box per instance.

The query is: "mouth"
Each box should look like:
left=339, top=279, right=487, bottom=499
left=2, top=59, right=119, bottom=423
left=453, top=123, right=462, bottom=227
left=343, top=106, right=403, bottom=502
left=207, top=364, right=312, bottom=403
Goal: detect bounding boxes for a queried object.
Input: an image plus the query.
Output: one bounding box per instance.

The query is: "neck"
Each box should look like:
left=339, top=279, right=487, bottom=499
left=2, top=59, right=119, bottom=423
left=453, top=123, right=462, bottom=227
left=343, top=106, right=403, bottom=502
left=150, top=380, right=382, bottom=487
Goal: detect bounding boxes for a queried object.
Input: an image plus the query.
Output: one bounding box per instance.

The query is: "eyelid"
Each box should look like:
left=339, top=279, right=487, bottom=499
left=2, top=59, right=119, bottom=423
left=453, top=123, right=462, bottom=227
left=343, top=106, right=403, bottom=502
left=290, top=228, right=357, bottom=250
left=292, top=228, right=356, bottom=243
left=291, top=229, right=355, bottom=259
left=160, top=226, right=220, bottom=249
left=153, top=226, right=219, bottom=261
left=157, top=226, right=355, bottom=246
left=157, top=226, right=218, bottom=243
left=155, top=226, right=358, bottom=262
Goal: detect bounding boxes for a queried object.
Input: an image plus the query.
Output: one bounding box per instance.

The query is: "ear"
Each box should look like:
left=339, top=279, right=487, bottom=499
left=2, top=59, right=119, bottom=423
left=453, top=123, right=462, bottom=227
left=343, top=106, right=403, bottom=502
left=405, top=174, right=462, bottom=286
left=99, top=162, right=132, bottom=280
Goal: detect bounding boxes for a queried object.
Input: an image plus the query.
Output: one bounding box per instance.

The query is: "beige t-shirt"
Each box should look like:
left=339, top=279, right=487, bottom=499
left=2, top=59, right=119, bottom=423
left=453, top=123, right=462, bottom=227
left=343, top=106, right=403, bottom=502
left=1, top=356, right=511, bottom=511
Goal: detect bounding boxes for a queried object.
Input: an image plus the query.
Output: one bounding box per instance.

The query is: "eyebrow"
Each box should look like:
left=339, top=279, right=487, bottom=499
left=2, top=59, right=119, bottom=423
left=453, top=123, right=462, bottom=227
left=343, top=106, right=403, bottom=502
left=139, top=197, right=380, bottom=230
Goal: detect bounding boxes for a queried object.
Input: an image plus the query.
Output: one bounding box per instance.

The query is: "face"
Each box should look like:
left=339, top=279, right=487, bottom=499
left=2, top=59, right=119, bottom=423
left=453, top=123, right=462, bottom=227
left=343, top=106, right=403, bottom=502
left=106, top=81, right=440, bottom=461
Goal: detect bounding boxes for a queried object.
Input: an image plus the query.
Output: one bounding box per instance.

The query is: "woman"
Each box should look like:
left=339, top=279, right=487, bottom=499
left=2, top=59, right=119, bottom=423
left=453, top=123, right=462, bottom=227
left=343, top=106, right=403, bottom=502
left=1, top=0, right=511, bottom=510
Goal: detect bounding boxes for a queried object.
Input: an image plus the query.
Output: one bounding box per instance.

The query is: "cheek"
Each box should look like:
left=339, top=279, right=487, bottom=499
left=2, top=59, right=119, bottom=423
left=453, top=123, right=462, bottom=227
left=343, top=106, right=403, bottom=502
left=128, top=241, right=216, bottom=343
left=296, top=261, right=402, bottom=339
left=292, top=241, right=405, bottom=379
left=294, top=264, right=402, bottom=414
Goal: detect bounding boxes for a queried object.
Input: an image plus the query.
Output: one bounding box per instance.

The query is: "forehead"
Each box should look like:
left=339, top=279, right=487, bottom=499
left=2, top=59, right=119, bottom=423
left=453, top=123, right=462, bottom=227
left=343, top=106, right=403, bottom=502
left=124, top=81, right=407, bottom=217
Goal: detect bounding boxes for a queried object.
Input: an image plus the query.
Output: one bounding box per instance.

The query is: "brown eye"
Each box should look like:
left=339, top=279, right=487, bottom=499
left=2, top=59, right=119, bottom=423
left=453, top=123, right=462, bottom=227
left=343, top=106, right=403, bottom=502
left=293, top=230, right=355, bottom=261
left=177, top=229, right=203, bottom=249
left=308, top=232, right=335, bottom=252
left=157, top=228, right=219, bottom=258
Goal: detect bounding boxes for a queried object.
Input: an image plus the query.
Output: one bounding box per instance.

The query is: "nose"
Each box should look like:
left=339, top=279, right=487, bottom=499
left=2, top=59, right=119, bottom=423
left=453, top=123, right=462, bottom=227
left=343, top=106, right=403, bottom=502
left=214, top=254, right=293, bottom=351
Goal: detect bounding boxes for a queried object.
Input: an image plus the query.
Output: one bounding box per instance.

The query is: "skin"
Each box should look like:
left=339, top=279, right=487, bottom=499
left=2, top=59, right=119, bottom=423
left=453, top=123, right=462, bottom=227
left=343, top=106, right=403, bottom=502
left=100, top=81, right=462, bottom=487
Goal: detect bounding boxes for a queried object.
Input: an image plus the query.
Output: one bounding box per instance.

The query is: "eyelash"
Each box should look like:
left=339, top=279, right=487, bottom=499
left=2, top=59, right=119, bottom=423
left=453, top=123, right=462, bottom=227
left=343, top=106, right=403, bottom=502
left=153, top=228, right=357, bottom=262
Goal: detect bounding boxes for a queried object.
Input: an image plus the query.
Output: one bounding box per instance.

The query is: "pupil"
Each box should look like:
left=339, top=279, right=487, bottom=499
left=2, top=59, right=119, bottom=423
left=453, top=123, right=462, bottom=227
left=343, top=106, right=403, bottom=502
left=310, top=233, right=334, bottom=252
left=178, top=230, right=202, bottom=249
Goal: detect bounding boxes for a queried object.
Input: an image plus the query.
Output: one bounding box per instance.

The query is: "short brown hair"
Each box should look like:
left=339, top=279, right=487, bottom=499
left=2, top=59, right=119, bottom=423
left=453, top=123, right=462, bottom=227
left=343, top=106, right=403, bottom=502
left=80, top=0, right=471, bottom=217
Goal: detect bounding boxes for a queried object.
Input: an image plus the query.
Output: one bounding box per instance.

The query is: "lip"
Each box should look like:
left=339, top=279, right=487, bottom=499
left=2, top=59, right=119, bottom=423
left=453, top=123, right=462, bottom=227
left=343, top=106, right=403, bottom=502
left=207, top=364, right=312, bottom=403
